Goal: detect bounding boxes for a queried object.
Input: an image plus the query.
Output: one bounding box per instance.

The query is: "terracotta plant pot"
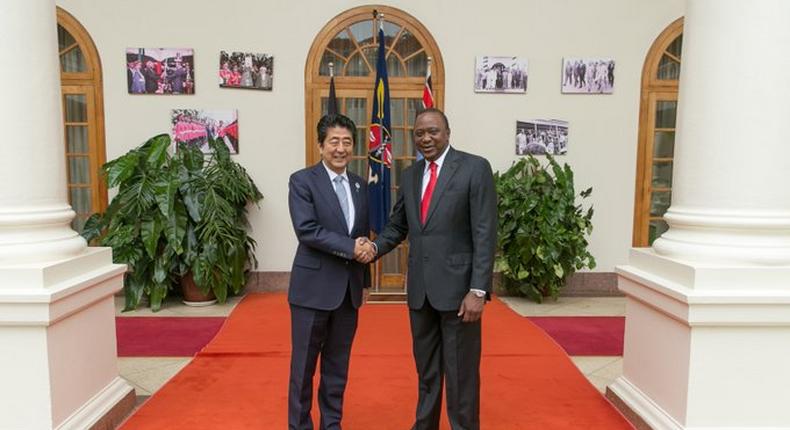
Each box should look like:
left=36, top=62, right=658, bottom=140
left=181, top=272, right=217, bottom=306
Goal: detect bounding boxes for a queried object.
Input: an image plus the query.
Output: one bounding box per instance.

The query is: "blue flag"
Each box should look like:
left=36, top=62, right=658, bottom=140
left=368, top=27, right=392, bottom=233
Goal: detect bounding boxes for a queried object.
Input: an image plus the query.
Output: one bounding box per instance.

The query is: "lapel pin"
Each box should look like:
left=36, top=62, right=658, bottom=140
left=355, top=182, right=360, bottom=192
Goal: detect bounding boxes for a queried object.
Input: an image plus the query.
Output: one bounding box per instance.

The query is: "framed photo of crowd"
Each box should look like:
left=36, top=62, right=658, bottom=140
left=561, top=58, right=615, bottom=94
left=515, top=119, right=569, bottom=156
left=219, top=51, right=274, bottom=90
left=126, top=48, right=194, bottom=95
left=171, top=109, right=239, bottom=154
left=474, top=56, right=528, bottom=93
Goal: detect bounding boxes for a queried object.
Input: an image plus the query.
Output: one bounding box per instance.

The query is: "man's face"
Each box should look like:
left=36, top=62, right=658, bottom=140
left=414, top=112, right=449, bottom=162
left=320, top=126, right=354, bottom=174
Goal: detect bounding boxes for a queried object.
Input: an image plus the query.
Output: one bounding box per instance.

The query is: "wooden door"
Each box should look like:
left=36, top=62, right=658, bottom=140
left=311, top=89, right=424, bottom=293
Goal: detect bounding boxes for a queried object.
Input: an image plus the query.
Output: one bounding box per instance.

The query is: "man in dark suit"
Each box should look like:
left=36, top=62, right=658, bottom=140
left=368, top=108, right=497, bottom=430
left=287, top=114, right=374, bottom=430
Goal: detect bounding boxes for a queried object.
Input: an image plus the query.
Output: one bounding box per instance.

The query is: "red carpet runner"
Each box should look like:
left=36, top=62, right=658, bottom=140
left=528, top=317, right=624, bottom=356
left=121, top=294, right=633, bottom=429
left=116, top=317, right=225, bottom=357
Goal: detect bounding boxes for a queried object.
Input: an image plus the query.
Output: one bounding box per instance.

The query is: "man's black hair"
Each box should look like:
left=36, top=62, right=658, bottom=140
left=415, top=107, right=450, bottom=130
left=317, top=114, right=357, bottom=145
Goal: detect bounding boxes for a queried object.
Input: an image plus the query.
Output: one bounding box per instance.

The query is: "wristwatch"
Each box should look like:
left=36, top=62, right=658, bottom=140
left=470, top=289, right=486, bottom=298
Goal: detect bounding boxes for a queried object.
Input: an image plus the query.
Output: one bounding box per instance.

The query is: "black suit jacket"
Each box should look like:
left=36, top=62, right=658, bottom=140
left=374, top=147, right=497, bottom=311
left=288, top=162, right=370, bottom=310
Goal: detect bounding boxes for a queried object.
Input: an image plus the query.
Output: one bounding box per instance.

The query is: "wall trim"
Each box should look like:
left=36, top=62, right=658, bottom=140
left=245, top=271, right=620, bottom=297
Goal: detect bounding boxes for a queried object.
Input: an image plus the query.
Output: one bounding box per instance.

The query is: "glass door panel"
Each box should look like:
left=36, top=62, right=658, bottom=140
left=641, top=92, right=677, bottom=245
left=62, top=86, right=97, bottom=232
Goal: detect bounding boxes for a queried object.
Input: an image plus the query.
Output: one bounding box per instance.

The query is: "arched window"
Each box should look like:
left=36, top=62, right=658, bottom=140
left=633, top=18, right=683, bottom=246
left=57, top=7, right=107, bottom=232
left=305, top=6, right=444, bottom=293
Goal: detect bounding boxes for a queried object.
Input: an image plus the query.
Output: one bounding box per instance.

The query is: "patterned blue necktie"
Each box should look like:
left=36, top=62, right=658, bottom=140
left=333, top=175, right=351, bottom=232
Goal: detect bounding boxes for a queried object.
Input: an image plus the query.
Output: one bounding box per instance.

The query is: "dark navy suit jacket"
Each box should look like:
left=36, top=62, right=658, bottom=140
left=288, top=162, right=370, bottom=310
left=374, top=147, right=497, bottom=311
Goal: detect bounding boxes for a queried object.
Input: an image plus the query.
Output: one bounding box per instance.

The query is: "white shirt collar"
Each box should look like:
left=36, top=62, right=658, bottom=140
left=424, top=145, right=451, bottom=173
left=322, top=161, right=348, bottom=182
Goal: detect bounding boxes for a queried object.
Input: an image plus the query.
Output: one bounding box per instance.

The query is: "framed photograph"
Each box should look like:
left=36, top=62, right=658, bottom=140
left=126, top=48, right=194, bottom=95
left=516, top=120, right=568, bottom=156
left=474, top=56, right=528, bottom=93
left=171, top=109, right=238, bottom=154
left=219, top=51, right=273, bottom=90
left=561, top=58, right=614, bottom=94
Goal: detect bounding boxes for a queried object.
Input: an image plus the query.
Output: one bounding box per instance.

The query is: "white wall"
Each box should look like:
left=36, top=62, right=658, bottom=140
left=55, top=0, right=685, bottom=272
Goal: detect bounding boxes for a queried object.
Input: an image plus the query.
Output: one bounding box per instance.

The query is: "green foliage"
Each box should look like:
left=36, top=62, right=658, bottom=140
left=494, top=155, right=595, bottom=302
left=82, top=135, right=262, bottom=311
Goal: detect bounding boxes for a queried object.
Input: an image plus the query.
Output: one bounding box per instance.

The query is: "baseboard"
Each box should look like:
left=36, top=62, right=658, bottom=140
left=492, top=271, right=621, bottom=297
left=56, top=377, right=135, bottom=430
left=606, top=377, right=683, bottom=430
left=244, top=271, right=620, bottom=297
left=605, top=384, right=655, bottom=430
left=245, top=271, right=290, bottom=292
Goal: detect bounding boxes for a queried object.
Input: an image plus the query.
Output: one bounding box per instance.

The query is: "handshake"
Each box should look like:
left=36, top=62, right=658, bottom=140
left=353, top=237, right=377, bottom=264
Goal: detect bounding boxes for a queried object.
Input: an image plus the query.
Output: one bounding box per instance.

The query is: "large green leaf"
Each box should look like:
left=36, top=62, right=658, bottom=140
left=164, top=201, right=188, bottom=255
left=146, top=134, right=172, bottom=168
left=183, top=192, right=202, bottom=222
left=154, top=172, right=179, bottom=218
left=105, top=152, right=140, bottom=188
left=153, top=253, right=168, bottom=284
left=149, top=283, right=168, bottom=312
left=181, top=144, right=205, bottom=172
left=81, top=213, right=106, bottom=242
left=140, top=217, right=162, bottom=258
left=123, top=273, right=146, bottom=311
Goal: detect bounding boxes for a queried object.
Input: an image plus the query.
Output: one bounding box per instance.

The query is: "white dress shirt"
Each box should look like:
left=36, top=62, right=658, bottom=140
left=322, top=162, right=355, bottom=234
left=421, top=144, right=451, bottom=197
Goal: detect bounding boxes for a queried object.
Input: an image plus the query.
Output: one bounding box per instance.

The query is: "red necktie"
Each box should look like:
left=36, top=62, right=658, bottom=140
left=421, top=162, right=438, bottom=224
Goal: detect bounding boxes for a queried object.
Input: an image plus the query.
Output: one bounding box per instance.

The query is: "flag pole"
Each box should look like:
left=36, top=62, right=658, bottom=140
left=426, top=56, right=432, bottom=78
left=327, top=62, right=338, bottom=116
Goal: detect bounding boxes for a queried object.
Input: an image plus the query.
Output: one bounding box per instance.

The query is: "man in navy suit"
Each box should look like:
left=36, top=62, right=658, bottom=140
left=287, top=114, right=374, bottom=430
left=369, top=108, right=497, bottom=430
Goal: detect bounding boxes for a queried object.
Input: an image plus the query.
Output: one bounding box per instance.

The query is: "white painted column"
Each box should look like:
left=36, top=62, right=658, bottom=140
left=0, top=0, right=86, bottom=263
left=610, top=1, right=790, bottom=429
left=0, top=1, right=133, bottom=429
left=652, top=0, right=790, bottom=266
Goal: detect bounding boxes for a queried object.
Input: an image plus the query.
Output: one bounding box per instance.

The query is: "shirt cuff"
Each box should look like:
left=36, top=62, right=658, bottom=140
left=470, top=288, right=487, bottom=295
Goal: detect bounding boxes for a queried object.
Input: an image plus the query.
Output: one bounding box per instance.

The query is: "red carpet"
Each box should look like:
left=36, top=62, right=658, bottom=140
left=115, top=317, right=225, bottom=357
left=121, top=294, right=633, bottom=429
left=528, top=317, right=624, bottom=356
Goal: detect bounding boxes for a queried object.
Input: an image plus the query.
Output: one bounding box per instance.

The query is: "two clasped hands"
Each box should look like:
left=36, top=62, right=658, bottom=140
left=353, top=237, right=376, bottom=264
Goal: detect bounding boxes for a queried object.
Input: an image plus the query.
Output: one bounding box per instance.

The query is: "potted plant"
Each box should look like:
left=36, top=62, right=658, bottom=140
left=82, top=134, right=262, bottom=311
left=177, top=137, right=262, bottom=305
left=494, top=155, right=595, bottom=302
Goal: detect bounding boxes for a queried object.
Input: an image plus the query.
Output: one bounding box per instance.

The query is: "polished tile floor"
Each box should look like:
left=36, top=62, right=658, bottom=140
left=116, top=295, right=626, bottom=404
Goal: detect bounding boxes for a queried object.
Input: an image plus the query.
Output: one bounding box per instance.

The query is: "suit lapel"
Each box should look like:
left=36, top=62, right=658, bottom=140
left=413, top=158, right=425, bottom=226
left=311, top=163, right=350, bottom=235
left=423, top=148, right=460, bottom=229
left=349, top=174, right=362, bottom=235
